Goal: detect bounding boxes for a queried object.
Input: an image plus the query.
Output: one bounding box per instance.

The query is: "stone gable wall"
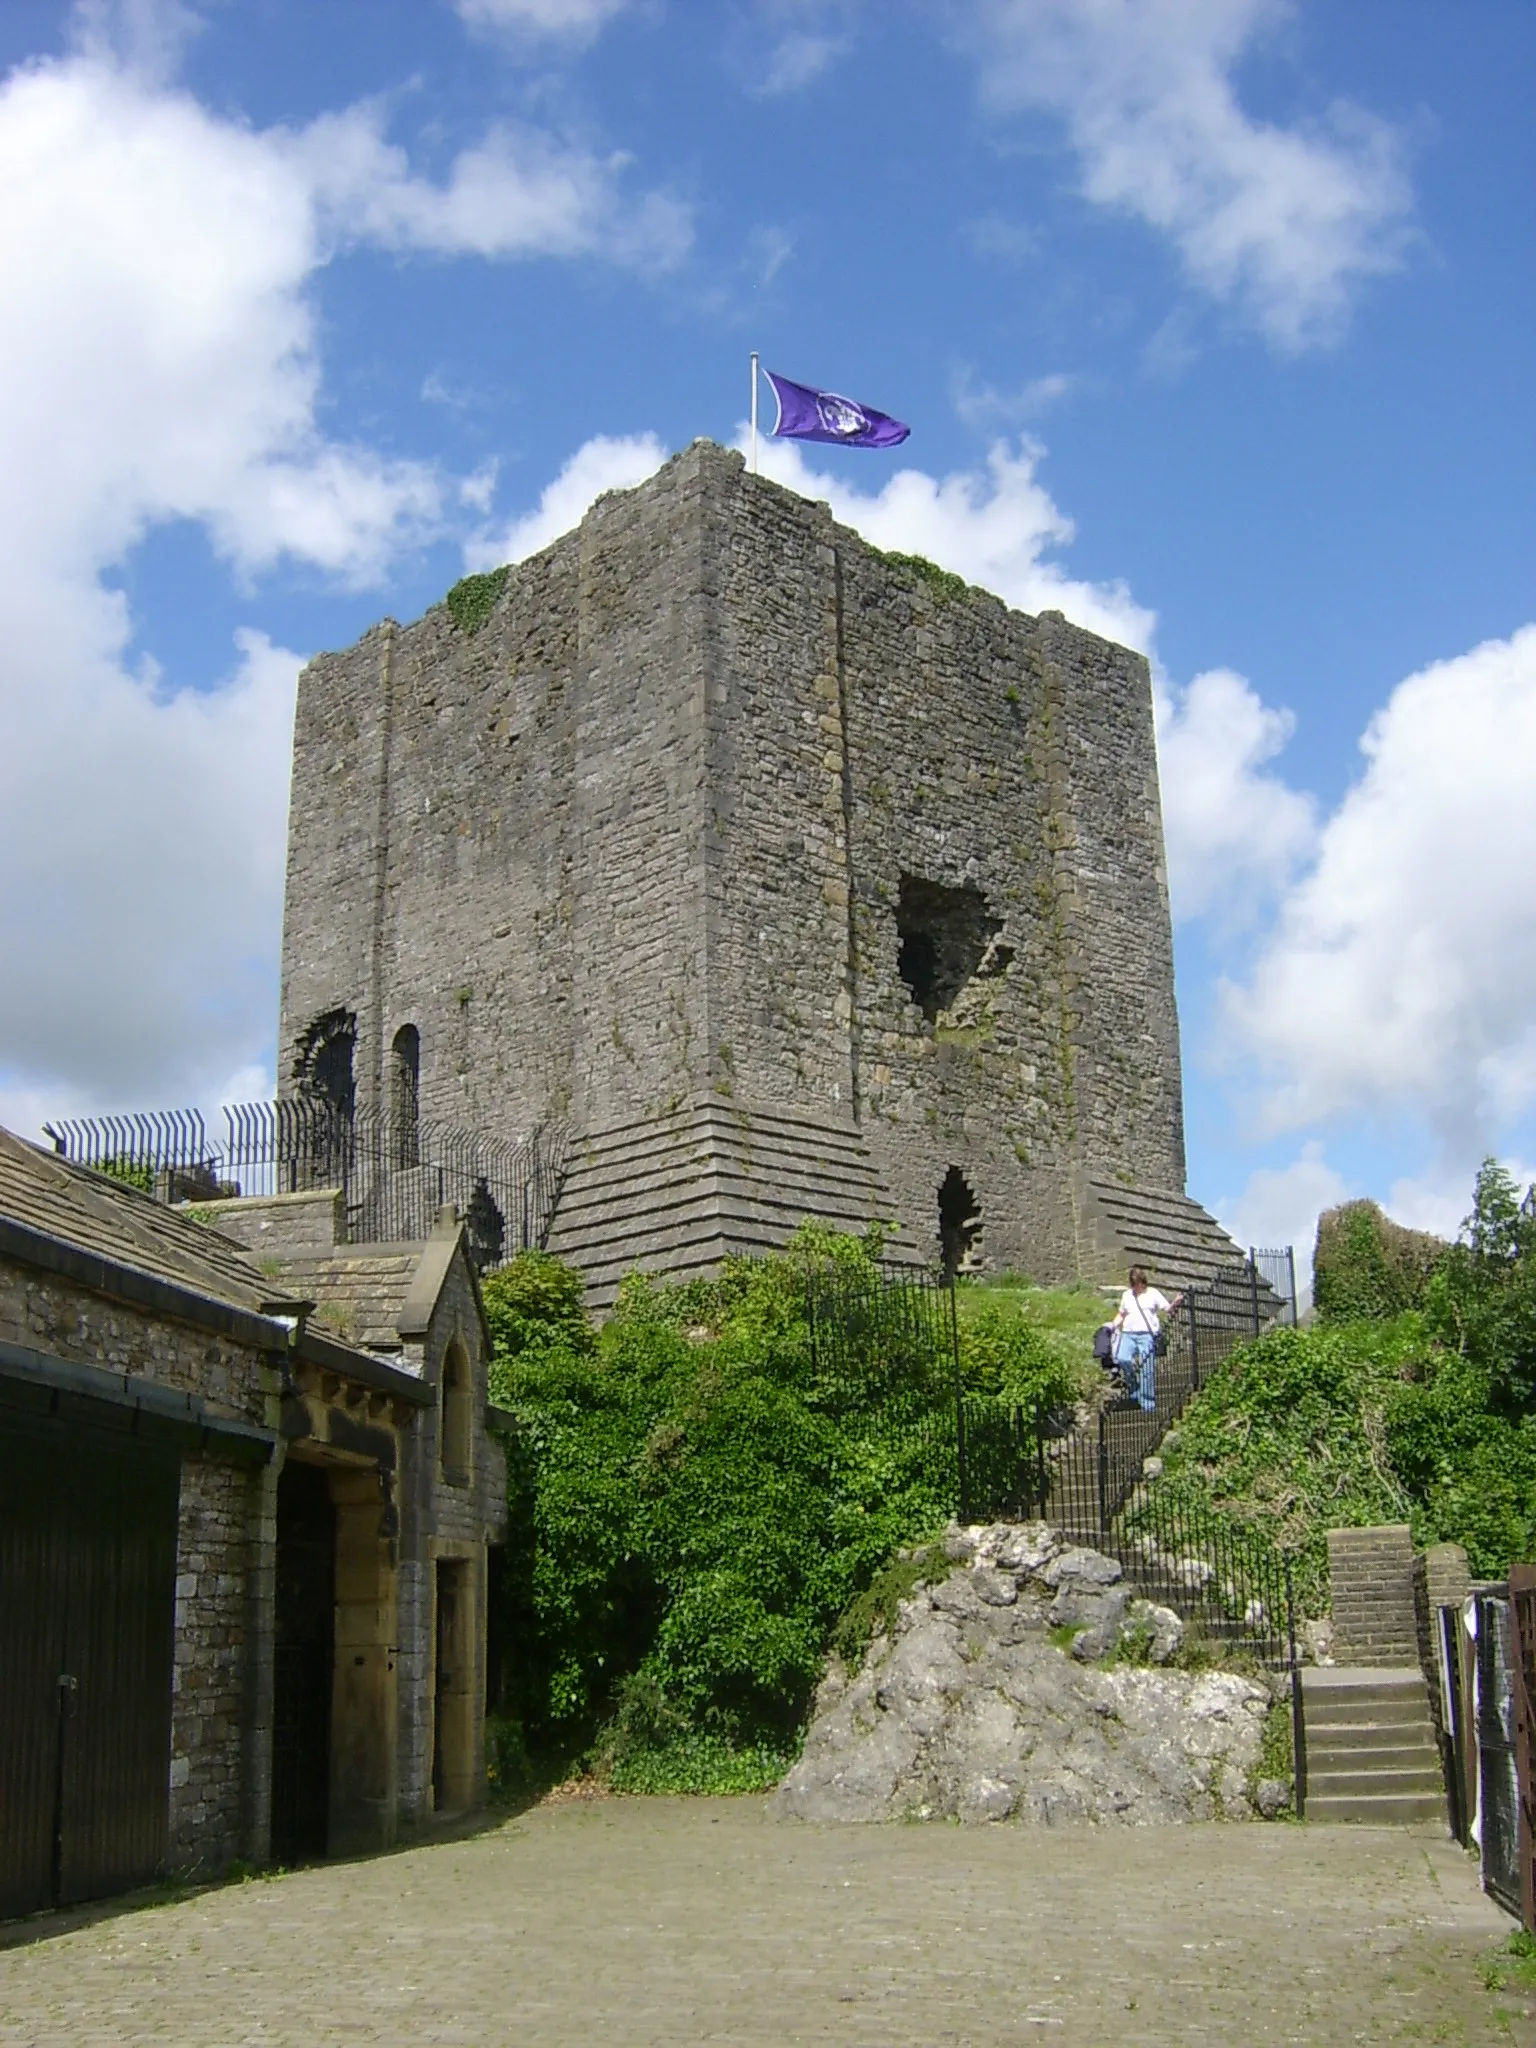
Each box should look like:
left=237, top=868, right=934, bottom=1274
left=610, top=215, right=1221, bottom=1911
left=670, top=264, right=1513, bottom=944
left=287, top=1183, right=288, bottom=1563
left=396, top=1246, right=507, bottom=1822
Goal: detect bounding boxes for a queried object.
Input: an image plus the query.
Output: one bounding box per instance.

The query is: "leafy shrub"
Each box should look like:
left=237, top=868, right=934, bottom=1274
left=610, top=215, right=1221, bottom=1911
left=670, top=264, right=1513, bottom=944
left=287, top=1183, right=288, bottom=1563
left=957, top=1298, right=1078, bottom=1410
left=1313, top=1200, right=1443, bottom=1322
left=1149, top=1163, right=1536, bottom=1603
left=483, top=1249, right=595, bottom=1383
left=1423, top=1161, right=1536, bottom=1412
left=490, top=1227, right=953, bottom=1787
left=96, top=1155, right=155, bottom=1194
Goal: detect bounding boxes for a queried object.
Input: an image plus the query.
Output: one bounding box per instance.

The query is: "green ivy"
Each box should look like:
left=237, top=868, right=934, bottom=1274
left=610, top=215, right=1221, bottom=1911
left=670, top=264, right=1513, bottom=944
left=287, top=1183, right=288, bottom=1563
left=877, top=548, right=971, bottom=604
left=444, top=565, right=509, bottom=635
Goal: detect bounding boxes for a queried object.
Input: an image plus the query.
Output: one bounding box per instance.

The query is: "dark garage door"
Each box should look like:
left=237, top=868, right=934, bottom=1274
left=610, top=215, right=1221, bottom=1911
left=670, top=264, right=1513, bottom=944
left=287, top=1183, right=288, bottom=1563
left=0, top=1391, right=179, bottom=1919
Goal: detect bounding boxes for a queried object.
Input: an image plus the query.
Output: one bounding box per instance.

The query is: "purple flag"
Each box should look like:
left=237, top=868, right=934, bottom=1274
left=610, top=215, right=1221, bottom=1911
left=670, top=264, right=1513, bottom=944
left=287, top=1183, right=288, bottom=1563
left=765, top=371, right=910, bottom=450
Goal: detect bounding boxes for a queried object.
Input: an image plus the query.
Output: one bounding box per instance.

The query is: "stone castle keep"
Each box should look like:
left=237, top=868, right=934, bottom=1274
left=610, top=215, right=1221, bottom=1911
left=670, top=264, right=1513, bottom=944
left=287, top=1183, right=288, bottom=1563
left=281, top=438, right=1237, bottom=1298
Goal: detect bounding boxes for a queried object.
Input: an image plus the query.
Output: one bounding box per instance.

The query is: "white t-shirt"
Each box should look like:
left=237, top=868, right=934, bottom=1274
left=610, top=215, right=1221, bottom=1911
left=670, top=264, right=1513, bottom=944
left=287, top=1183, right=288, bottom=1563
left=1117, top=1286, right=1171, bottom=1335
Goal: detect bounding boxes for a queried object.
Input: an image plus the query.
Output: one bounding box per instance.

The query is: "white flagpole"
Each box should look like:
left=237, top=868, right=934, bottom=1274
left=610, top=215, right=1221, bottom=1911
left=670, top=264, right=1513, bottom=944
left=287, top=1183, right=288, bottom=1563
left=750, top=351, right=759, bottom=474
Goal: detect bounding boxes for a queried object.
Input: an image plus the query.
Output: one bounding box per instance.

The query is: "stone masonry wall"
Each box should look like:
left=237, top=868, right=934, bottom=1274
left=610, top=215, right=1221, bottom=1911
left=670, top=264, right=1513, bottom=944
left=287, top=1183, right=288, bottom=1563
left=278, top=439, right=1185, bottom=1281
left=0, top=1260, right=277, bottom=1872
left=1327, top=1524, right=1421, bottom=1667
left=169, top=1454, right=255, bottom=1872
left=0, top=1265, right=272, bottom=1426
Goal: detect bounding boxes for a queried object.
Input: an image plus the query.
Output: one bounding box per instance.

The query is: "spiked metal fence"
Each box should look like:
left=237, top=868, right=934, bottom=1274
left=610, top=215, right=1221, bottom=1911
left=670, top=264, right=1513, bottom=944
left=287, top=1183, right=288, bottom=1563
left=44, top=1101, right=567, bottom=1271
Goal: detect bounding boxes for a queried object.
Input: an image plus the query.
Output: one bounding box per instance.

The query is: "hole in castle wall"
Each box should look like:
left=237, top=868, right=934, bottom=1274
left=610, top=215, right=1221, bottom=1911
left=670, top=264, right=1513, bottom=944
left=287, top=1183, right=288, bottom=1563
left=293, top=1008, right=356, bottom=1122
left=938, top=1165, right=983, bottom=1275
left=895, top=874, right=1005, bottom=1023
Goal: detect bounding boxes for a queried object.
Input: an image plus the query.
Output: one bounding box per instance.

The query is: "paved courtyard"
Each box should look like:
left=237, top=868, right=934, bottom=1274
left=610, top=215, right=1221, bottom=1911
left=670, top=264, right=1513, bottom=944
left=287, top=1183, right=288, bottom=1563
left=0, top=1799, right=1521, bottom=2046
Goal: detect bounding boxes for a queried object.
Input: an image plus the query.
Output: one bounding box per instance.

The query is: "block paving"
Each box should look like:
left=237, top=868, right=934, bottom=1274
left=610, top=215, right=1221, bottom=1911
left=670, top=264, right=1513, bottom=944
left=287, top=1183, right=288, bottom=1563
left=0, top=1797, right=1521, bottom=2046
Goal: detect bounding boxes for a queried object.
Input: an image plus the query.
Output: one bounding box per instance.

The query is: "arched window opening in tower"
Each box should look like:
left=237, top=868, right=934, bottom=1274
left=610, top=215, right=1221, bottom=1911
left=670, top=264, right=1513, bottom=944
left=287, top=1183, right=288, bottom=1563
left=291, top=1008, right=356, bottom=1187
left=895, top=875, right=1010, bottom=1023
left=390, top=1024, right=420, bottom=1167
left=464, top=1177, right=506, bottom=1273
left=938, top=1166, right=983, bottom=1275
left=293, top=1007, right=357, bottom=1121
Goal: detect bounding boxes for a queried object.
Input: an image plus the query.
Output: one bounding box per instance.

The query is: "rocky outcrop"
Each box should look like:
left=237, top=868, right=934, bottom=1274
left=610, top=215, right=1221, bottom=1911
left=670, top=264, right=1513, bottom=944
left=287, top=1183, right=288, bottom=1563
left=774, top=1521, right=1276, bottom=1825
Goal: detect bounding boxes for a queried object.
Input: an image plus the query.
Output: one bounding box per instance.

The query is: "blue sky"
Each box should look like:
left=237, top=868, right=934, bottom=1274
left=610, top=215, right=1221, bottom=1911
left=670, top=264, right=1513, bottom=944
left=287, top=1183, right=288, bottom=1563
left=1, top=0, right=1532, bottom=1267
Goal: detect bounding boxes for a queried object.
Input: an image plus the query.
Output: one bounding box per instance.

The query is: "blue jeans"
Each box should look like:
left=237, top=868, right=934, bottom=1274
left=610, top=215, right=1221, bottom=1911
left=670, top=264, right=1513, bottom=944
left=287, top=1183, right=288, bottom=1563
left=1115, top=1330, right=1156, bottom=1411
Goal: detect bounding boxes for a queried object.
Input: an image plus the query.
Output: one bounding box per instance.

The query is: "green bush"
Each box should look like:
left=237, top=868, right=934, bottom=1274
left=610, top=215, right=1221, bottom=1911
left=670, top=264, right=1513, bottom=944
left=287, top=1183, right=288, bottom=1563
left=1148, top=1163, right=1536, bottom=1603
left=1313, top=1200, right=1443, bottom=1322
left=957, top=1297, right=1078, bottom=1410
left=489, top=1227, right=953, bottom=1788
left=1423, top=1161, right=1536, bottom=1412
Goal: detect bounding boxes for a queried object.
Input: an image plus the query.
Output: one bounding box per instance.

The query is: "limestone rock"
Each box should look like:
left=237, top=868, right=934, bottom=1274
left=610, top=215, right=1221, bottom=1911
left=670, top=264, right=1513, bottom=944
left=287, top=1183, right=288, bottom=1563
left=775, top=1525, right=1270, bottom=1826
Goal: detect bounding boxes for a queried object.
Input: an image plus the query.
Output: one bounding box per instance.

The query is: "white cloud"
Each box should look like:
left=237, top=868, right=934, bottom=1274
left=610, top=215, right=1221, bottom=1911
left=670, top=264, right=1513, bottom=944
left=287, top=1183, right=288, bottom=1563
left=0, top=628, right=299, bottom=1106
left=746, top=432, right=1157, bottom=651
left=952, top=369, right=1075, bottom=430
left=0, top=37, right=685, bottom=1115
left=294, top=109, right=691, bottom=271
left=1224, top=626, right=1536, bottom=1150
left=1216, top=1141, right=1349, bottom=1291
left=466, top=432, right=671, bottom=569
left=968, top=0, right=1413, bottom=351
left=759, top=30, right=850, bottom=95
left=453, top=0, right=632, bottom=43
left=1155, top=667, right=1316, bottom=924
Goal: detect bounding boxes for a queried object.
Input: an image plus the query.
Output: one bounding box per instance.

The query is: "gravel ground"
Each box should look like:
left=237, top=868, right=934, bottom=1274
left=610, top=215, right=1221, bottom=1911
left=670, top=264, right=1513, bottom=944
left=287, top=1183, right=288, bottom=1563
left=0, top=1799, right=1521, bottom=2046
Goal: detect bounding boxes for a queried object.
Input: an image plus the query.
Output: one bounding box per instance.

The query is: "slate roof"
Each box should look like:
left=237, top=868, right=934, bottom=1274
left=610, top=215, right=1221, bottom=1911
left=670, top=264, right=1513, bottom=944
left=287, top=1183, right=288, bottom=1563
left=262, top=1248, right=422, bottom=1352
left=0, top=1124, right=272, bottom=1310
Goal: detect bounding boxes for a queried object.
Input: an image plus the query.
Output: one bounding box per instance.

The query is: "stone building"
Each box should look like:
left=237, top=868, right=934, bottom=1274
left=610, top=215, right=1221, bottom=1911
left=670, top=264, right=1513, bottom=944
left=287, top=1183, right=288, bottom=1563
left=279, top=439, right=1245, bottom=1303
left=0, top=1126, right=507, bottom=1916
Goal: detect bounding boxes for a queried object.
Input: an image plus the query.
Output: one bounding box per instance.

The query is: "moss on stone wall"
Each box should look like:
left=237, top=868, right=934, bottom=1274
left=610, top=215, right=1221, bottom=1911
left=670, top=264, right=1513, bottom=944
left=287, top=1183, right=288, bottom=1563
left=876, top=548, right=971, bottom=604
left=445, top=566, right=509, bottom=635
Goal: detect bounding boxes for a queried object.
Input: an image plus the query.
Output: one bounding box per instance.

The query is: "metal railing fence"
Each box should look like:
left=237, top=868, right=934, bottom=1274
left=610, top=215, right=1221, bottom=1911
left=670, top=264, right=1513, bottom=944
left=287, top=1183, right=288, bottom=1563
left=792, top=1252, right=1297, bottom=1669
left=44, top=1100, right=567, bottom=1272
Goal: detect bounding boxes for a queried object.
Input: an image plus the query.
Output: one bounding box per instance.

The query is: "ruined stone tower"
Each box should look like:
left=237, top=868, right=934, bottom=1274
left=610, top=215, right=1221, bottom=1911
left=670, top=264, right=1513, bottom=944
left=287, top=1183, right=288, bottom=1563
left=279, top=439, right=1235, bottom=1301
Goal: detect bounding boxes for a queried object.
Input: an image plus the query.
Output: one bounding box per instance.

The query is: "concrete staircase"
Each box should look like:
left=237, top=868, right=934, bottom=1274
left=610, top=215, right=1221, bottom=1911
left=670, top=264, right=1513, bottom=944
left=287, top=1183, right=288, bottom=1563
left=545, top=1096, right=922, bottom=1309
left=1301, top=1666, right=1447, bottom=1825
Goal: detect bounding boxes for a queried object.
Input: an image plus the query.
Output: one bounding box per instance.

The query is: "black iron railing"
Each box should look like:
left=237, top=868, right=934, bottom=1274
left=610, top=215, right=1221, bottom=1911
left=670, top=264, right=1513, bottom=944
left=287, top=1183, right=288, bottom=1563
left=44, top=1100, right=567, bottom=1272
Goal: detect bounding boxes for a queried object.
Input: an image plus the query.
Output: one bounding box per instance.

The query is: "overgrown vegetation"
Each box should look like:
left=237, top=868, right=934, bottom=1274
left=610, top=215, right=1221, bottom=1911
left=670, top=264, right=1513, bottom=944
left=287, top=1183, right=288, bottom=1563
left=484, top=1231, right=962, bottom=1791
left=1145, top=1162, right=1536, bottom=1609
left=444, top=565, right=509, bottom=635
left=483, top=1240, right=1113, bottom=1792
left=96, top=1155, right=155, bottom=1194
left=877, top=548, right=972, bottom=605
left=1246, top=1696, right=1295, bottom=1816
left=1312, top=1198, right=1443, bottom=1321
left=954, top=1275, right=1105, bottom=1403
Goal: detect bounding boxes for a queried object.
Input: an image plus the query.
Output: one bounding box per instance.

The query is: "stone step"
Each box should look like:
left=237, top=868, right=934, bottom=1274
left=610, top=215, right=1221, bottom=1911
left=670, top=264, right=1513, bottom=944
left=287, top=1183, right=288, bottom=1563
left=1306, top=1792, right=1448, bottom=1826
left=556, top=1152, right=890, bottom=1221
left=1306, top=1766, right=1444, bottom=1800
left=1307, top=1734, right=1438, bottom=1768
left=1304, top=1693, right=1432, bottom=1725
left=1302, top=1671, right=1441, bottom=1703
